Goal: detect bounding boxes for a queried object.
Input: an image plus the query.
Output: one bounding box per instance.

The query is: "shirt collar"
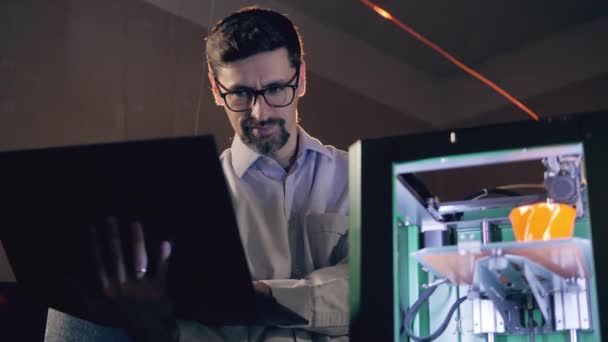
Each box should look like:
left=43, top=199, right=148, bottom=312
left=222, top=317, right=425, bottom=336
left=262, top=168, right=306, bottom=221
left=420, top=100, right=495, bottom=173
left=296, top=126, right=333, bottom=161
left=230, top=125, right=333, bottom=178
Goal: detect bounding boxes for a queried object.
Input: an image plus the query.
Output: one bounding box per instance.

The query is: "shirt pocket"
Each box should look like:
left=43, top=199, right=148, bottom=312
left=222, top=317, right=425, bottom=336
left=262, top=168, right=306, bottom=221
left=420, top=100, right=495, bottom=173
left=303, top=213, right=348, bottom=269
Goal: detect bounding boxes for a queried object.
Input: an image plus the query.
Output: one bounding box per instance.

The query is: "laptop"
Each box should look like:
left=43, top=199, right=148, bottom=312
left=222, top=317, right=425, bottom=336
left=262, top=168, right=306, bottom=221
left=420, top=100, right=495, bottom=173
left=0, top=136, right=307, bottom=327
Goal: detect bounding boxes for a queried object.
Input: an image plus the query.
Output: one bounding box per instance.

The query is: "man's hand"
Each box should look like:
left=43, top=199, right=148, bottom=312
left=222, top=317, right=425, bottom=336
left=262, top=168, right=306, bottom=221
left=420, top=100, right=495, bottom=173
left=85, top=217, right=179, bottom=342
left=252, top=280, right=272, bottom=298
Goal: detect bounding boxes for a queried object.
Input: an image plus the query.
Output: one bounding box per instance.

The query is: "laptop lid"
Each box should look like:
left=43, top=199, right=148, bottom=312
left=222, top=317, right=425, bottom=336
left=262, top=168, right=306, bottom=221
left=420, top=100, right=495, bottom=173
left=0, top=136, right=270, bottom=326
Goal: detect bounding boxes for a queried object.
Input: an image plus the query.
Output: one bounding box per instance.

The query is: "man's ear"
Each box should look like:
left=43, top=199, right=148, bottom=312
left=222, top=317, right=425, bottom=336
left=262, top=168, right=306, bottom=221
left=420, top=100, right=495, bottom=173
left=208, top=71, right=224, bottom=106
left=297, top=62, right=307, bottom=97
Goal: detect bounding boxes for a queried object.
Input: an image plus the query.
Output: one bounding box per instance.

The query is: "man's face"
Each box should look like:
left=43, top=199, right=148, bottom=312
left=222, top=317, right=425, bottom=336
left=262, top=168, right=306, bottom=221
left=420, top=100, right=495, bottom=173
left=211, top=48, right=305, bottom=156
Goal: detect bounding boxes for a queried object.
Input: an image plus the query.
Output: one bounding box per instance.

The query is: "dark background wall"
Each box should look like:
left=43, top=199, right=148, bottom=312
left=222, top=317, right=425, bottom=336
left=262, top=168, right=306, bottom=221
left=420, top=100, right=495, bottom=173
left=0, top=0, right=429, bottom=154
left=2, top=0, right=606, bottom=151
left=453, top=72, right=608, bottom=128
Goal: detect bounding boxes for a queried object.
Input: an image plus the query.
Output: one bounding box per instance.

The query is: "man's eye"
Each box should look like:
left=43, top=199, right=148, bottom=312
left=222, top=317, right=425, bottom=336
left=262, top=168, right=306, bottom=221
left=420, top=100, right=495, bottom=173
left=231, top=90, right=251, bottom=98
left=264, top=86, right=284, bottom=95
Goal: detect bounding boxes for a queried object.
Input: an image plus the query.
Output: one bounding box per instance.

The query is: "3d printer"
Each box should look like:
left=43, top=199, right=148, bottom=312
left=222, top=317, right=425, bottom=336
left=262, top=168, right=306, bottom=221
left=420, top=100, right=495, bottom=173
left=348, top=112, right=608, bottom=341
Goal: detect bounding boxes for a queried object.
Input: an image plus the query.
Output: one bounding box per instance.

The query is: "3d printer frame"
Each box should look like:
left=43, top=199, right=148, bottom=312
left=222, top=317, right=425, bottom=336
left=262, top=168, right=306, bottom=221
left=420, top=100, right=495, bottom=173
left=348, top=112, right=608, bottom=342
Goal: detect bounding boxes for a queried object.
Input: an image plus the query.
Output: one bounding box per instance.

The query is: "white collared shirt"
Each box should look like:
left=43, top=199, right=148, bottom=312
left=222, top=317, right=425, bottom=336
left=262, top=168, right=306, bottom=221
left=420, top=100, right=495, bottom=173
left=192, top=125, right=350, bottom=341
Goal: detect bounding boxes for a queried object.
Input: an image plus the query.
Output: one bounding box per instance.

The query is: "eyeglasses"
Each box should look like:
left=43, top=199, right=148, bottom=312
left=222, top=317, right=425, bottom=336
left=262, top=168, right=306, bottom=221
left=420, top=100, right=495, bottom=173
left=214, top=69, right=300, bottom=112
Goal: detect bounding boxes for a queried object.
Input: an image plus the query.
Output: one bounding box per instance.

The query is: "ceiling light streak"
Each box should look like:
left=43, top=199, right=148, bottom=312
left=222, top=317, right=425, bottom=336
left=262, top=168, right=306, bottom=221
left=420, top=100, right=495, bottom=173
left=360, top=0, right=540, bottom=121
left=372, top=5, right=392, bottom=19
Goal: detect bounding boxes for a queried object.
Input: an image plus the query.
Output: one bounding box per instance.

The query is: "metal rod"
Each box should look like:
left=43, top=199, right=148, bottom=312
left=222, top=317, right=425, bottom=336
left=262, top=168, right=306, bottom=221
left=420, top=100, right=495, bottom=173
left=481, top=219, right=491, bottom=244
left=483, top=219, right=496, bottom=342
left=438, top=194, right=546, bottom=215
left=570, top=329, right=578, bottom=342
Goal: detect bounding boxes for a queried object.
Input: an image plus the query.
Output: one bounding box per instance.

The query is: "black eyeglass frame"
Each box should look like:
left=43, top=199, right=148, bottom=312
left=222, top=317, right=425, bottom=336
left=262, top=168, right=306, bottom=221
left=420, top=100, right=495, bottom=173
left=214, top=67, right=300, bottom=112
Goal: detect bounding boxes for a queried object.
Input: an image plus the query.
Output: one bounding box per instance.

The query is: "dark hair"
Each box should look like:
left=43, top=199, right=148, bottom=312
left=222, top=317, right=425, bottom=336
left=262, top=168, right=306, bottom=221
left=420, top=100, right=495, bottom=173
left=205, top=7, right=303, bottom=74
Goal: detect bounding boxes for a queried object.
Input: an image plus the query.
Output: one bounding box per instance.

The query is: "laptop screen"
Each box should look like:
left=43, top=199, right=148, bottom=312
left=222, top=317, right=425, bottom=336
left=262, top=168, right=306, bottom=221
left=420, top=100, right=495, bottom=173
left=0, top=136, right=257, bottom=326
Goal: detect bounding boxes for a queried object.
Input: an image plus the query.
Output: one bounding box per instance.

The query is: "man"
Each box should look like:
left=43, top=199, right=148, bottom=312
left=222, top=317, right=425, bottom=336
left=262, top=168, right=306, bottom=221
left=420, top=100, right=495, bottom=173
left=45, top=7, right=349, bottom=342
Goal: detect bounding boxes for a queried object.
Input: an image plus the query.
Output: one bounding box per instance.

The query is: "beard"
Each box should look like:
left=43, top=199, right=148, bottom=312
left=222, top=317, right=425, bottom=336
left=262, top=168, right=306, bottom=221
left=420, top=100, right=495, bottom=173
left=240, top=117, right=290, bottom=156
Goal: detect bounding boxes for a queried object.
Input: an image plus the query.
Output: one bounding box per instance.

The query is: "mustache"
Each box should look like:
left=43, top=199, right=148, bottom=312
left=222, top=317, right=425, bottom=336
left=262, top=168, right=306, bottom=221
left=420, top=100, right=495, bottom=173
left=242, top=117, right=285, bottom=129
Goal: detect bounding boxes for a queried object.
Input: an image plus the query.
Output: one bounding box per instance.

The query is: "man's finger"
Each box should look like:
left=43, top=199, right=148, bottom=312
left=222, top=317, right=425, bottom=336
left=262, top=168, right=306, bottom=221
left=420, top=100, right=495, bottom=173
left=89, top=226, right=112, bottom=297
left=154, top=241, right=172, bottom=285
left=107, top=216, right=127, bottom=286
left=131, top=221, right=148, bottom=279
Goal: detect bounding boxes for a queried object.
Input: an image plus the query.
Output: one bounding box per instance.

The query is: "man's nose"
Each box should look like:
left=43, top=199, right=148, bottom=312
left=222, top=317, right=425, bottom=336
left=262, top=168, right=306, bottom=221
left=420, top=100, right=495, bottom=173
left=250, top=95, right=272, bottom=121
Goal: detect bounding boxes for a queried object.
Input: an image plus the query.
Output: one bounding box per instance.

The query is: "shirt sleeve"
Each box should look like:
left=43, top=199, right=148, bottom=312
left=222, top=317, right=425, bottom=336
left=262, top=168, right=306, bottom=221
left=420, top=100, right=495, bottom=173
left=261, top=257, right=349, bottom=336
